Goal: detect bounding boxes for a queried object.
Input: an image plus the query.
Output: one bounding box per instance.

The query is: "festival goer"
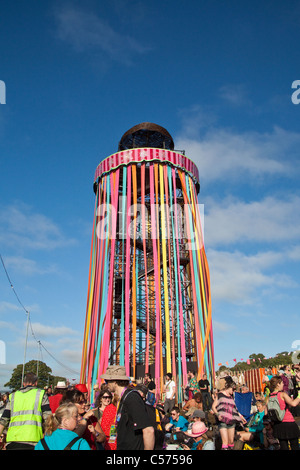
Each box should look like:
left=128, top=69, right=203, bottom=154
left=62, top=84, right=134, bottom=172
left=100, top=365, right=155, bottom=450
left=0, top=393, right=8, bottom=418
left=0, top=431, right=6, bottom=450
left=187, top=370, right=200, bottom=399
left=48, top=381, right=68, bottom=413
left=236, top=400, right=266, bottom=445
left=211, top=376, right=247, bottom=450
left=0, top=372, right=52, bottom=450
left=75, top=384, right=89, bottom=401
left=165, top=407, right=189, bottom=433
left=267, top=375, right=300, bottom=450
left=261, top=416, right=280, bottom=450
left=34, top=402, right=91, bottom=450
left=135, top=384, right=165, bottom=450
left=100, top=396, right=118, bottom=450
left=45, top=386, right=53, bottom=398
left=181, top=421, right=214, bottom=450
left=61, top=389, right=105, bottom=450
left=198, top=373, right=212, bottom=411
left=92, top=389, right=113, bottom=421
left=182, top=392, right=203, bottom=416
left=92, top=383, right=100, bottom=407
left=163, top=373, right=176, bottom=414
left=191, top=409, right=206, bottom=422
left=144, top=372, right=156, bottom=406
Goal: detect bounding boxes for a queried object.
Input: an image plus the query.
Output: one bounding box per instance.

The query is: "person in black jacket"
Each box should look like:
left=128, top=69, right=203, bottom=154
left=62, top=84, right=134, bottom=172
left=100, top=366, right=155, bottom=450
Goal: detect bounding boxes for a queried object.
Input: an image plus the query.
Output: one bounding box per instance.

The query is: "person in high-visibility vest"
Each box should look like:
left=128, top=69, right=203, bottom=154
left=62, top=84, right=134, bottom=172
left=0, top=372, right=52, bottom=450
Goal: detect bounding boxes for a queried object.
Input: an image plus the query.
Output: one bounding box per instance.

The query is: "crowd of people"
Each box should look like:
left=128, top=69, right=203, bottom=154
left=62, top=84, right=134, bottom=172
left=0, top=363, right=299, bottom=451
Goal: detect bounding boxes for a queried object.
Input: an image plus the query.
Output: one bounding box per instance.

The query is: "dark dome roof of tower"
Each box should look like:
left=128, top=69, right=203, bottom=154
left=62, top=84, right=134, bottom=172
left=118, top=122, right=174, bottom=151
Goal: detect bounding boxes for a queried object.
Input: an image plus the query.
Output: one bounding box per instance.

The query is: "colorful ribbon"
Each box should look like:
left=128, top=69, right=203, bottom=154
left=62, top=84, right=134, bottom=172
left=80, top=150, right=215, bottom=401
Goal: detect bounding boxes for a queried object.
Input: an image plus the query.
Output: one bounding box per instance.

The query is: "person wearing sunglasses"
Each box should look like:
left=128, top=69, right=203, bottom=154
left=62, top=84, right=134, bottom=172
left=93, top=389, right=113, bottom=421
left=165, top=407, right=189, bottom=433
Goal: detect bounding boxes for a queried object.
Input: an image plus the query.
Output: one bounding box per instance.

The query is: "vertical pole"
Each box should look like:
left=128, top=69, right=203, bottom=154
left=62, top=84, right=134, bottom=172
left=21, top=311, right=30, bottom=387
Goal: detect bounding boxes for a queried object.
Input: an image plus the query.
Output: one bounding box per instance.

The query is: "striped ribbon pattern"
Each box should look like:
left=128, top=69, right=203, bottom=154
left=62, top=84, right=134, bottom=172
left=80, top=152, right=214, bottom=401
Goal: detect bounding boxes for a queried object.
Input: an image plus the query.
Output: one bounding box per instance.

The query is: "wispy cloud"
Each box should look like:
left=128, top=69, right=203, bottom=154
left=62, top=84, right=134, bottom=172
left=29, top=322, right=79, bottom=339
left=0, top=202, right=76, bottom=251
left=218, top=84, right=251, bottom=107
left=3, top=256, right=58, bottom=276
left=0, top=301, right=22, bottom=314
left=208, top=248, right=298, bottom=304
left=205, top=195, right=300, bottom=247
left=53, top=5, right=150, bottom=65
left=176, top=126, right=300, bottom=183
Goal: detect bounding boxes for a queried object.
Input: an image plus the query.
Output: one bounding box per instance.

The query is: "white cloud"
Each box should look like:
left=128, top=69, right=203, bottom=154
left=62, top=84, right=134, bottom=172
left=0, top=302, right=22, bottom=314
left=61, top=348, right=82, bottom=365
left=4, top=256, right=57, bottom=276
left=54, top=5, right=149, bottom=65
left=176, top=126, right=300, bottom=183
left=29, top=322, right=79, bottom=339
left=212, top=319, right=234, bottom=332
left=204, top=195, right=300, bottom=247
left=208, top=248, right=297, bottom=304
left=287, top=245, right=300, bottom=261
left=0, top=202, right=76, bottom=251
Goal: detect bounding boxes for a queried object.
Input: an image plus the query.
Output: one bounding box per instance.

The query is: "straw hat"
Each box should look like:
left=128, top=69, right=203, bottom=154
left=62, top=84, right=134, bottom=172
left=100, top=365, right=130, bottom=382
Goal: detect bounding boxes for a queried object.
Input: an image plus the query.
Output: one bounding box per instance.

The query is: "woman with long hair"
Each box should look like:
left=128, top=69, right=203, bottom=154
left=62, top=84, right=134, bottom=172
left=267, top=375, right=300, bottom=450
left=93, top=388, right=113, bottom=421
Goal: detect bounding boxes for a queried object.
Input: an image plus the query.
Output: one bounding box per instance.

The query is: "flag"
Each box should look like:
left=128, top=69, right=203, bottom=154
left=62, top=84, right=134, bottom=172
left=233, top=358, right=237, bottom=362
left=247, top=359, right=250, bottom=365
left=218, top=363, right=222, bottom=366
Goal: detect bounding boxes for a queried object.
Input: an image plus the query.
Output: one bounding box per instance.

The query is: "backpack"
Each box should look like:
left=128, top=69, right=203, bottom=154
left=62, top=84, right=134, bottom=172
left=267, top=394, right=285, bottom=423
left=40, top=436, right=82, bottom=450
left=146, top=391, right=156, bottom=406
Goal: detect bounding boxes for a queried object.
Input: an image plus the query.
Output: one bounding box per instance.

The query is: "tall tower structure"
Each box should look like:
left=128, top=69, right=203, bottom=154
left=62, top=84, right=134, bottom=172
left=80, top=123, right=214, bottom=401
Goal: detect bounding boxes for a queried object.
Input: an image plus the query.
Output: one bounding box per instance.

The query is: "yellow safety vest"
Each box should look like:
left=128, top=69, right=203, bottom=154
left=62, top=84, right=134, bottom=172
left=6, top=388, right=44, bottom=443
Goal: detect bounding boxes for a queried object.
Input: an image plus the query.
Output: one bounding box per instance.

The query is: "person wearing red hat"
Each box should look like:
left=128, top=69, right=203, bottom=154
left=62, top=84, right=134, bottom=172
left=75, top=384, right=88, bottom=405
left=75, top=384, right=88, bottom=394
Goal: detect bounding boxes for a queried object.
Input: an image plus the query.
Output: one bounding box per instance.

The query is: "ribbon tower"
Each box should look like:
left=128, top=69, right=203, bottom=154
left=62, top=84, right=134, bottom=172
left=80, top=123, right=214, bottom=401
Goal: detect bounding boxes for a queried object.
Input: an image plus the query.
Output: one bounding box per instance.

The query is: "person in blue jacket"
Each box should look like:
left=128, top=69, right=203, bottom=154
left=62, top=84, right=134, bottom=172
left=35, top=402, right=90, bottom=450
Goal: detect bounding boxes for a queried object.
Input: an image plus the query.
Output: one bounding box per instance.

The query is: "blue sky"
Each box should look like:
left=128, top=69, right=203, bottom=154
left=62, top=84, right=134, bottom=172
left=0, top=0, right=300, bottom=389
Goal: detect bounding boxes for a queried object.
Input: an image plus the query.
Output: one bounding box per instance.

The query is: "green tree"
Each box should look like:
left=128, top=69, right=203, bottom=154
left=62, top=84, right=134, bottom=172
left=4, top=360, right=66, bottom=390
